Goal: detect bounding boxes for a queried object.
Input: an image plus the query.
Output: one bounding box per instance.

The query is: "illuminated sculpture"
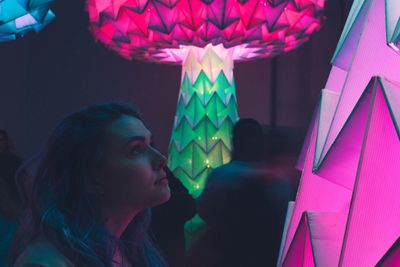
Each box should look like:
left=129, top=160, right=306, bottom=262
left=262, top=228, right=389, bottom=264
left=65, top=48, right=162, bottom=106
left=87, top=0, right=326, bottom=196
left=0, top=0, right=55, bottom=41
left=279, top=0, right=400, bottom=266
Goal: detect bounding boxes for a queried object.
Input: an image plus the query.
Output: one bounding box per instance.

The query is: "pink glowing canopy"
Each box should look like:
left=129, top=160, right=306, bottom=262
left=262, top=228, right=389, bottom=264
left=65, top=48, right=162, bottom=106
left=87, top=0, right=325, bottom=62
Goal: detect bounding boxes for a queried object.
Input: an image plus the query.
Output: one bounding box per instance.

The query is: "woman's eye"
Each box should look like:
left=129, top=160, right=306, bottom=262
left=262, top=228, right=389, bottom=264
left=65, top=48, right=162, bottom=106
left=130, top=144, right=145, bottom=155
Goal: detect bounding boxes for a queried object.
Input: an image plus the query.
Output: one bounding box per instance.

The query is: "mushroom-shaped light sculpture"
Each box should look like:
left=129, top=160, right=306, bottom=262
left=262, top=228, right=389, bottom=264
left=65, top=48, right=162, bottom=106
left=0, top=0, right=55, bottom=41
left=88, top=0, right=326, bottom=196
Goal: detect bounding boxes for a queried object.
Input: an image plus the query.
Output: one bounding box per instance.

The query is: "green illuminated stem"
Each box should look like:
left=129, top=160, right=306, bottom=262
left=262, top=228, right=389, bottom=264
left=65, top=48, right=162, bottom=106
left=168, top=45, right=239, bottom=197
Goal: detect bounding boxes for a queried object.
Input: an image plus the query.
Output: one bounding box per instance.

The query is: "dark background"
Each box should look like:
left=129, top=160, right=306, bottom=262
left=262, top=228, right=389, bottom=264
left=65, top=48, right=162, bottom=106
left=0, top=0, right=353, bottom=159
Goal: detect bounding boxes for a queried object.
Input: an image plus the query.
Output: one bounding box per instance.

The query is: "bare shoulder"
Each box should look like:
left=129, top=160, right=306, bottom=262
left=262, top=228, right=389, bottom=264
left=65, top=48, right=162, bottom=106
left=14, top=236, right=75, bottom=267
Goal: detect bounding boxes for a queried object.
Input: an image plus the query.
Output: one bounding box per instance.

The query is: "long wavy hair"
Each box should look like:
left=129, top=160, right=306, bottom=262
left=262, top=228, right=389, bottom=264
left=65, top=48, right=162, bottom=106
left=11, top=102, right=167, bottom=267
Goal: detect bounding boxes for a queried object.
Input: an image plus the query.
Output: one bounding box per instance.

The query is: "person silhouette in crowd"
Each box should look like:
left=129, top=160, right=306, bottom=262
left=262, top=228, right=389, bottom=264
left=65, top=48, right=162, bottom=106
left=0, top=129, right=23, bottom=267
left=151, top=166, right=196, bottom=267
left=186, top=118, right=293, bottom=267
left=10, top=103, right=171, bottom=267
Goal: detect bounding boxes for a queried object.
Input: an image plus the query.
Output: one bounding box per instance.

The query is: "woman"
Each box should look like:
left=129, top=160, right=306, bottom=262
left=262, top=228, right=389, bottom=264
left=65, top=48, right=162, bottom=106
left=11, top=102, right=171, bottom=267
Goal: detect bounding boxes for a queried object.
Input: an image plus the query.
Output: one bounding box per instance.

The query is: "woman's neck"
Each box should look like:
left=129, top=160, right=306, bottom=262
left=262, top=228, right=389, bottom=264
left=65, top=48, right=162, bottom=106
left=101, top=205, right=140, bottom=238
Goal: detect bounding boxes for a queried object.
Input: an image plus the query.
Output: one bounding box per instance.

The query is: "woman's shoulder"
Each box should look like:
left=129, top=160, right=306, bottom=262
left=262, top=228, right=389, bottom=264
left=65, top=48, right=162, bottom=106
left=14, top=236, right=75, bottom=267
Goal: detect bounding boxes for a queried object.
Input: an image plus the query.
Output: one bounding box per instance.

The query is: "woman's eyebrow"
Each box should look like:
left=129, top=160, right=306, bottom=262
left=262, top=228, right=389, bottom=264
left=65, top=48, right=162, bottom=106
left=126, top=136, right=146, bottom=145
left=126, top=134, right=153, bottom=145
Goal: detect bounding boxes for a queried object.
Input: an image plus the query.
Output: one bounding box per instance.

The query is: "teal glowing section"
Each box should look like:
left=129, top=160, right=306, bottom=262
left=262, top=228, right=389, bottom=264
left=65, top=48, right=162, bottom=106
left=0, top=0, right=55, bottom=41
left=168, top=45, right=239, bottom=198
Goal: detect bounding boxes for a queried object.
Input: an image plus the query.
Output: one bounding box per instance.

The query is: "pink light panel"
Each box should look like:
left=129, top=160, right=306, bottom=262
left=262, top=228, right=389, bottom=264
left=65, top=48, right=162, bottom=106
left=281, top=77, right=400, bottom=267
left=339, top=78, right=400, bottom=267
left=87, top=0, right=326, bottom=62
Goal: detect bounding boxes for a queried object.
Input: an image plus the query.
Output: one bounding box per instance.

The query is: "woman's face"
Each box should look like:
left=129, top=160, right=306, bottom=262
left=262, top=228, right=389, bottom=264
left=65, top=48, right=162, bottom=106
left=96, top=115, right=170, bottom=213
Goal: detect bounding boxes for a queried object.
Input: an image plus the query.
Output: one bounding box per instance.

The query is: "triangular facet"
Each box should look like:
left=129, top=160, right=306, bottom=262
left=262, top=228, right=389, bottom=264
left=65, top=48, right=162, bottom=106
left=339, top=80, right=400, bottom=266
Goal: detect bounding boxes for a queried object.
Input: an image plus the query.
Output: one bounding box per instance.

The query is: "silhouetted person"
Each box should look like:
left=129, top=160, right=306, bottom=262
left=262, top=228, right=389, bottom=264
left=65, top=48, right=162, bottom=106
left=151, top=167, right=196, bottom=267
left=0, top=129, right=22, bottom=267
left=186, top=119, right=293, bottom=267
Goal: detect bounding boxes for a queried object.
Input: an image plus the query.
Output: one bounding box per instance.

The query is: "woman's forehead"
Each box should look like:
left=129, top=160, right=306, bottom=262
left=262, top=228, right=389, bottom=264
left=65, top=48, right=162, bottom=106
left=106, top=116, right=151, bottom=142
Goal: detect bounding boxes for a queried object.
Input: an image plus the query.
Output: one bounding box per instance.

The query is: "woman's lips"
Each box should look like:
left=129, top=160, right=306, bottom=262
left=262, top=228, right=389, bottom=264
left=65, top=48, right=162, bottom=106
left=155, top=177, right=169, bottom=186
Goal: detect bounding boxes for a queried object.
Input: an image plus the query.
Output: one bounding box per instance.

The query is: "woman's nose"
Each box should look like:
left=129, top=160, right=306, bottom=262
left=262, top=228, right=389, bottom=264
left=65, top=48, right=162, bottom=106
left=152, top=148, right=167, bottom=170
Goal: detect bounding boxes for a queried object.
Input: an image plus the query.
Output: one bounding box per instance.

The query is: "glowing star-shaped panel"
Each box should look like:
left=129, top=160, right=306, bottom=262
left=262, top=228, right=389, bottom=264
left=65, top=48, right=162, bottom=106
left=87, top=0, right=326, bottom=63
left=0, top=0, right=55, bottom=41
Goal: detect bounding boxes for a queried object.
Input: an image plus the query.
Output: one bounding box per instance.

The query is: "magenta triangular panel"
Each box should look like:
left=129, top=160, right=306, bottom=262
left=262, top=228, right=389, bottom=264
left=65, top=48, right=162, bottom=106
left=314, top=80, right=374, bottom=189
left=339, top=82, right=400, bottom=266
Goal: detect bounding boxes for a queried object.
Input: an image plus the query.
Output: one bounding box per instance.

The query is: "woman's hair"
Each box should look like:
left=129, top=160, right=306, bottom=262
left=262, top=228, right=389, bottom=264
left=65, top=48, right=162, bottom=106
left=11, top=102, right=167, bottom=267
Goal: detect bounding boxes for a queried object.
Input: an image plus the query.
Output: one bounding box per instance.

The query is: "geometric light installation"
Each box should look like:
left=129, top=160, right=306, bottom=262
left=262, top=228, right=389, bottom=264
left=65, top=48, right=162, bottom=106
left=279, top=0, right=400, bottom=265
left=281, top=77, right=400, bottom=267
left=0, top=0, right=55, bottom=42
left=87, top=0, right=326, bottom=195
left=282, top=211, right=347, bottom=267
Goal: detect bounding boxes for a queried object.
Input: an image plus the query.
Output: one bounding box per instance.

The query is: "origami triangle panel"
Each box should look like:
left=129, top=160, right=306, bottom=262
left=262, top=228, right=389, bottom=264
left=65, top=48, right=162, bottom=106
left=282, top=211, right=315, bottom=267
left=339, top=79, right=400, bottom=267
left=376, top=237, right=400, bottom=267
left=264, top=1, right=287, bottom=32
left=192, top=144, right=208, bottom=177
left=385, top=0, right=400, bottom=52
left=314, top=81, right=374, bottom=189
left=324, top=65, right=348, bottom=94
left=379, top=77, right=400, bottom=136
left=0, top=1, right=27, bottom=21
left=296, top=103, right=319, bottom=171
left=283, top=212, right=347, bottom=267
left=318, top=0, right=400, bottom=169
left=193, top=118, right=208, bottom=150
left=277, top=201, right=295, bottom=266
left=313, top=89, right=340, bottom=169
left=307, top=212, right=347, bottom=267
left=180, top=74, right=196, bottom=105
left=281, top=110, right=353, bottom=261
left=331, top=0, right=371, bottom=70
